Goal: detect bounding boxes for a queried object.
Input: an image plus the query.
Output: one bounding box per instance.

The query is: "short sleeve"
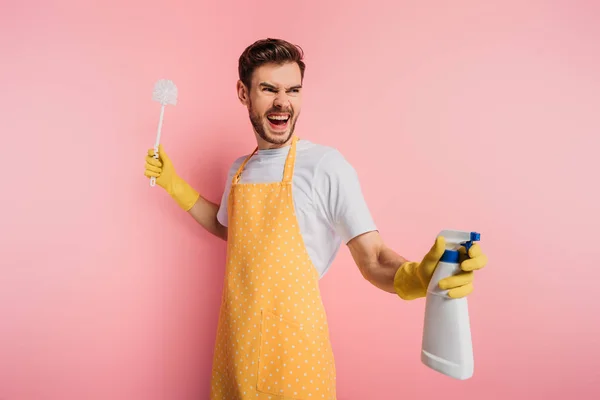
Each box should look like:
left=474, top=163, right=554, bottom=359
left=312, top=150, right=378, bottom=243
left=216, top=157, right=244, bottom=227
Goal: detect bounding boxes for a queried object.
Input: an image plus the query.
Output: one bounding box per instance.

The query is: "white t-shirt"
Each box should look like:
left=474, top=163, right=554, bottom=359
left=216, top=139, right=378, bottom=278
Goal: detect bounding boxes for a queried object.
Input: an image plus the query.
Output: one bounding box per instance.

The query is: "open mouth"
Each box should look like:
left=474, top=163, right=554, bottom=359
left=266, top=113, right=291, bottom=130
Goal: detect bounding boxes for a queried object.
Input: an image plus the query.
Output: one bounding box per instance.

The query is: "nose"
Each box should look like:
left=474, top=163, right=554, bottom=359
left=273, top=92, right=290, bottom=109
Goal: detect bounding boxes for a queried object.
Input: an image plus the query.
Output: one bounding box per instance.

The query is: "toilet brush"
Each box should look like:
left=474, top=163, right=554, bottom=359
left=150, top=79, right=178, bottom=187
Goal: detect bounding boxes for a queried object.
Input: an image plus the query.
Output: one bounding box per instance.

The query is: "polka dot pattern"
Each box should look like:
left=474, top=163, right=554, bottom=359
left=210, top=137, right=337, bottom=399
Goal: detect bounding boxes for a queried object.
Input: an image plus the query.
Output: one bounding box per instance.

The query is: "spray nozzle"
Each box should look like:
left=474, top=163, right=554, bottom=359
left=463, top=232, right=480, bottom=253
left=438, top=230, right=481, bottom=259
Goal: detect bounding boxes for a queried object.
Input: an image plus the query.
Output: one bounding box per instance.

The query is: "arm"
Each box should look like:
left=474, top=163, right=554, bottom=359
left=144, top=144, right=227, bottom=241
left=312, top=150, right=413, bottom=294
left=347, top=230, right=440, bottom=299
left=311, top=150, right=484, bottom=299
left=187, top=196, right=228, bottom=241
left=347, top=230, right=487, bottom=300
left=311, top=150, right=422, bottom=296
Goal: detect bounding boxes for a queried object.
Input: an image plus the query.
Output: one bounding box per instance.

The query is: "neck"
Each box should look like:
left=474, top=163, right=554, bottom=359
left=256, top=134, right=295, bottom=150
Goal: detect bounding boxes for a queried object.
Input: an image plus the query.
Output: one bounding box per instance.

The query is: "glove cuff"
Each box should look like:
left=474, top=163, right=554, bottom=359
left=393, top=261, right=427, bottom=301
left=169, top=175, right=201, bottom=211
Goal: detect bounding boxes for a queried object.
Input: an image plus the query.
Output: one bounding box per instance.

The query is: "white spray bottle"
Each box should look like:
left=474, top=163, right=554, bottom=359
left=421, top=230, right=481, bottom=380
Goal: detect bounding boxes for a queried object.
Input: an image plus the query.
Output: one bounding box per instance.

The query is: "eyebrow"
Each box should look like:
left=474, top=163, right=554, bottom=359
left=259, top=82, right=302, bottom=90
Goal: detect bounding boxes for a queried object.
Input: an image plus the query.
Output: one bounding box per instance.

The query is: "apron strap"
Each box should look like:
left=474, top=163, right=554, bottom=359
left=232, top=147, right=258, bottom=185
left=232, top=135, right=299, bottom=185
left=282, top=135, right=298, bottom=184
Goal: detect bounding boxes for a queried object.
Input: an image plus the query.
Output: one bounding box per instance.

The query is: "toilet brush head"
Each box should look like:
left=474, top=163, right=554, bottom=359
left=152, top=79, right=178, bottom=106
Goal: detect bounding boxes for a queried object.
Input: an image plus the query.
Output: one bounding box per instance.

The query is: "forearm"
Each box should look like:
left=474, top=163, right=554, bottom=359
left=348, top=231, right=424, bottom=297
left=364, top=246, right=409, bottom=293
left=348, top=231, right=446, bottom=300
left=187, top=196, right=228, bottom=241
left=349, top=232, right=408, bottom=293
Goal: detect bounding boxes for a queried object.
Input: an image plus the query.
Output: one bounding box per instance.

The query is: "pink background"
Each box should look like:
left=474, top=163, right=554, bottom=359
left=2, top=0, right=599, bottom=399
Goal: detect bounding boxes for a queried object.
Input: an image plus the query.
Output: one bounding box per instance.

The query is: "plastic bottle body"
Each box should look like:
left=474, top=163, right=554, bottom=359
left=421, top=259, right=474, bottom=380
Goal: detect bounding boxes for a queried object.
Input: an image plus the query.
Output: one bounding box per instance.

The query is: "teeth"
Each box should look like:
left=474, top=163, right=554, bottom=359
left=268, top=115, right=289, bottom=121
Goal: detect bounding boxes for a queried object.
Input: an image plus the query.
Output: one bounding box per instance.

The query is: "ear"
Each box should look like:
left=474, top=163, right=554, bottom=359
left=237, top=80, right=249, bottom=106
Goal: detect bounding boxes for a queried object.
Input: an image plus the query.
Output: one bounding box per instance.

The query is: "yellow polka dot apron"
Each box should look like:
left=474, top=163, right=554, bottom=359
left=210, top=136, right=337, bottom=399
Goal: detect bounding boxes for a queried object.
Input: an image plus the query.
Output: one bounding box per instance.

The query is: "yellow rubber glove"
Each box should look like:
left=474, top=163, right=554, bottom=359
left=393, top=236, right=488, bottom=300
left=144, top=145, right=200, bottom=211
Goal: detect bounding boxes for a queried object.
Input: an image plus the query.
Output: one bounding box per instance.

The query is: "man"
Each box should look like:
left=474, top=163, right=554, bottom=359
left=144, top=38, right=488, bottom=399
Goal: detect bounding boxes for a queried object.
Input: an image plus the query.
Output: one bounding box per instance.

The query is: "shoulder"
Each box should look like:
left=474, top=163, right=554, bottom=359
left=226, top=154, right=250, bottom=176
left=297, top=140, right=356, bottom=175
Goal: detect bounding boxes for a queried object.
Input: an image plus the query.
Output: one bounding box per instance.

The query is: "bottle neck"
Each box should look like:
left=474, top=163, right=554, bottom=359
left=440, top=249, right=460, bottom=263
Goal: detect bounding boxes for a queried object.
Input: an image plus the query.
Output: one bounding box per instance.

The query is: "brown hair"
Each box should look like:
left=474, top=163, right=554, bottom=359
left=238, top=38, right=306, bottom=89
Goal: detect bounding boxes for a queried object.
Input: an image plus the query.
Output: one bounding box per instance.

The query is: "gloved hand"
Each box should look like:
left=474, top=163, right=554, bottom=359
left=144, top=145, right=200, bottom=211
left=393, top=236, right=488, bottom=300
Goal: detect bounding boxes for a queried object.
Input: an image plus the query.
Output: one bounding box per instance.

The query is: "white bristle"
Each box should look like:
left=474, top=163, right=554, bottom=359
left=152, top=79, right=178, bottom=105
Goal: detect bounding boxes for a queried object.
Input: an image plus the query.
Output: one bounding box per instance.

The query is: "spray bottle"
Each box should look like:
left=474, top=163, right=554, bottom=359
left=421, top=230, right=481, bottom=380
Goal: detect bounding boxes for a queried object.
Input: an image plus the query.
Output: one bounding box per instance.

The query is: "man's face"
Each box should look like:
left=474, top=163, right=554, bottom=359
left=238, top=62, right=302, bottom=148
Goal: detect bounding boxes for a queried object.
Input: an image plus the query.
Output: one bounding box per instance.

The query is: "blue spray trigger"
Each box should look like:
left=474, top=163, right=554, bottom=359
left=438, top=230, right=482, bottom=263
left=460, top=232, right=481, bottom=256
